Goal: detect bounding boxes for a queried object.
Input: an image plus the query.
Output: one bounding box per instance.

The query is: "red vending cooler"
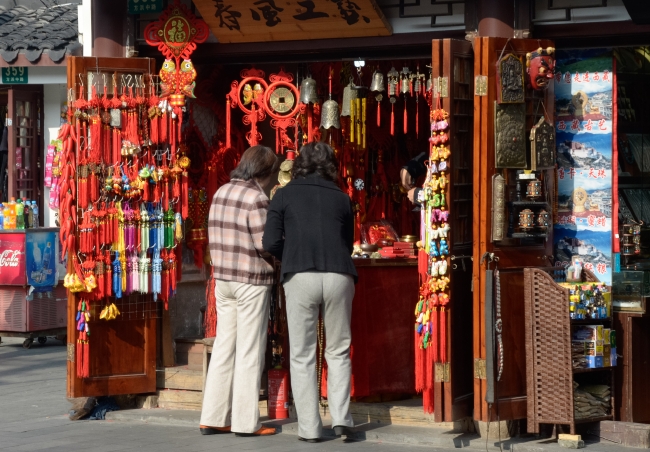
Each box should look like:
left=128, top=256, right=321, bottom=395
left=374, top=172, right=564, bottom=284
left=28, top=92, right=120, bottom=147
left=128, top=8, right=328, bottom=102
left=0, top=228, right=67, bottom=348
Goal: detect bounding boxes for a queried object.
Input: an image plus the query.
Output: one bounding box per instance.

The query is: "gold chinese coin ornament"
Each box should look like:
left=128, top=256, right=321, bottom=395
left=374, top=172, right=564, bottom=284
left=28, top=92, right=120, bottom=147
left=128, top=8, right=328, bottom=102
left=269, top=86, right=295, bottom=114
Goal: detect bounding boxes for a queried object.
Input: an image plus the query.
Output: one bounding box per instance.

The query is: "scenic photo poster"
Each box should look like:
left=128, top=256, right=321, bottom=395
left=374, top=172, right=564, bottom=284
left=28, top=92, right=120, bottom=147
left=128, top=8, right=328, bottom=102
left=554, top=49, right=614, bottom=284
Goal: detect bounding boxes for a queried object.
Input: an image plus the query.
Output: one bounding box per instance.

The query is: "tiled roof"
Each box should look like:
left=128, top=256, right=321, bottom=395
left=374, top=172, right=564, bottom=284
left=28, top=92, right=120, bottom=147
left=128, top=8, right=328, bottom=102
left=0, top=0, right=81, bottom=64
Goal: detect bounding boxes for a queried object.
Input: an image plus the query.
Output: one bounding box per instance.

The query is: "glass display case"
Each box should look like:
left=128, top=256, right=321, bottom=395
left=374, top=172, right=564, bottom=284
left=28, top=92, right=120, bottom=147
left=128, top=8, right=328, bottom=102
left=612, top=269, right=648, bottom=313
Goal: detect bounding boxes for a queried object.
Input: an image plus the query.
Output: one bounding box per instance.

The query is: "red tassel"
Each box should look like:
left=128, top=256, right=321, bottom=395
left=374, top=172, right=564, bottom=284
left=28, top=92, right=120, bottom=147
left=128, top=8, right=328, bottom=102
left=432, top=307, right=439, bottom=363
left=391, top=104, right=395, bottom=136
left=440, top=307, right=447, bottom=363
left=161, top=111, right=168, bottom=143
left=418, top=249, right=428, bottom=283
left=204, top=272, right=217, bottom=337
left=377, top=103, right=381, bottom=127
left=142, top=179, right=149, bottom=202
left=154, top=180, right=161, bottom=202
left=76, top=338, right=82, bottom=377
left=416, top=102, right=419, bottom=138
left=90, top=116, right=101, bottom=163
left=172, top=175, right=180, bottom=199
left=162, top=180, right=169, bottom=211
left=422, top=387, right=434, bottom=414
left=82, top=338, right=89, bottom=377
left=181, top=171, right=188, bottom=220
left=89, top=172, right=98, bottom=202
left=404, top=104, right=408, bottom=135
left=415, top=328, right=424, bottom=392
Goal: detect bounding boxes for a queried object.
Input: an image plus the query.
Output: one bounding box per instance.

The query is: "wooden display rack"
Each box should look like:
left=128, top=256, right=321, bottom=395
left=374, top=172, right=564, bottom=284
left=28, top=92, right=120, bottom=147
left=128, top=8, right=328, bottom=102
left=524, top=267, right=614, bottom=434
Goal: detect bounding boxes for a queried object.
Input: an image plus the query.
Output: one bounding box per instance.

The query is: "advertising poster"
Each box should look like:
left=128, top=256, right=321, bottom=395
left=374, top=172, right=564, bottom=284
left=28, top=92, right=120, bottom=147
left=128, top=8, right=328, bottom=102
left=554, top=49, right=614, bottom=284
left=26, top=230, right=58, bottom=289
left=0, top=233, right=26, bottom=285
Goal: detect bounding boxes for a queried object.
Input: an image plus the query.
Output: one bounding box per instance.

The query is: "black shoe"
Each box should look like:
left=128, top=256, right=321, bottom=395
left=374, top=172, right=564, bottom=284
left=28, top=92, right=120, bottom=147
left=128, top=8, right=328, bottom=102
left=200, top=425, right=232, bottom=435
left=333, top=426, right=354, bottom=437
left=299, top=437, right=321, bottom=443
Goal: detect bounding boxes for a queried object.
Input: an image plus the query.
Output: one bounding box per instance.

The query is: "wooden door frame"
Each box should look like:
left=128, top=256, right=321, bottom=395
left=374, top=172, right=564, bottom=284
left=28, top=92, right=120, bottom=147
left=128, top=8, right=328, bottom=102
left=65, top=56, right=159, bottom=399
left=472, top=37, right=555, bottom=423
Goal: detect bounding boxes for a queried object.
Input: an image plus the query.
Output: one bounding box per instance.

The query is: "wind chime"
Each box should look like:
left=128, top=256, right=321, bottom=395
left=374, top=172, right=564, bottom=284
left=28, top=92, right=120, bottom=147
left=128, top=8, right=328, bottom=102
left=413, top=94, right=452, bottom=414
left=57, top=0, right=208, bottom=379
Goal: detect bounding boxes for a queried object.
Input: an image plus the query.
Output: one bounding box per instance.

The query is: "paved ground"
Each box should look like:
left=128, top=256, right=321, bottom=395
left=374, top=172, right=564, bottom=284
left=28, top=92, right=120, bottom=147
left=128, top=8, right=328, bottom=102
left=0, top=336, right=464, bottom=452
left=0, top=336, right=639, bottom=452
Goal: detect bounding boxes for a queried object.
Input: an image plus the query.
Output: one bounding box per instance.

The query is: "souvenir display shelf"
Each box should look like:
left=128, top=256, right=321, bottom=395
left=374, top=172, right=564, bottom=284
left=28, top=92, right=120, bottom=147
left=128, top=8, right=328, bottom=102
left=524, top=267, right=614, bottom=435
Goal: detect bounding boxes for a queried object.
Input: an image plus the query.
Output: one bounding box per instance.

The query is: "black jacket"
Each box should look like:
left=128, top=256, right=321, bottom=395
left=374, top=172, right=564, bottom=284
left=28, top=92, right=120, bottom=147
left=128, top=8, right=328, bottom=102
left=262, top=174, right=358, bottom=283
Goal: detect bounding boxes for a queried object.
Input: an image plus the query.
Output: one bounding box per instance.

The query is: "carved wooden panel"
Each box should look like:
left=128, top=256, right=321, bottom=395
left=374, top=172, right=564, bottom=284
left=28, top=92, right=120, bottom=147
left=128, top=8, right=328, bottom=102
left=495, top=103, right=527, bottom=168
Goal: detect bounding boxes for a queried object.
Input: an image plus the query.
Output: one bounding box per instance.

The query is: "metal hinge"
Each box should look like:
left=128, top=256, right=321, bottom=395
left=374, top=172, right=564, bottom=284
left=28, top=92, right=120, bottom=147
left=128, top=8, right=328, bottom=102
left=474, top=358, right=486, bottom=379
left=435, top=362, right=450, bottom=382
left=475, top=75, right=488, bottom=96
left=432, top=77, right=448, bottom=98
left=67, top=343, right=75, bottom=362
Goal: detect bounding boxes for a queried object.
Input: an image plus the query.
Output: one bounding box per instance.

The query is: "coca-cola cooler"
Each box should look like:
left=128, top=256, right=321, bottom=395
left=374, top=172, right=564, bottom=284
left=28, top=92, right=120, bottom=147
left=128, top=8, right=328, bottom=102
left=0, top=228, right=66, bottom=348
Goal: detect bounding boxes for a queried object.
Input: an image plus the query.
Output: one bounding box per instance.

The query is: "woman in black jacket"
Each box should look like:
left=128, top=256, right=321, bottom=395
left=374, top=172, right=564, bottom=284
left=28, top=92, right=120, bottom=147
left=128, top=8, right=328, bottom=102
left=263, top=142, right=356, bottom=443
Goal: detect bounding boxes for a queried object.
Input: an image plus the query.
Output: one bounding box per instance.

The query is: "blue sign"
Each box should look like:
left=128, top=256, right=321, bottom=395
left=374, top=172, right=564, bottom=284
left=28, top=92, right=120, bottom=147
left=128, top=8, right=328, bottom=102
left=26, top=231, right=57, bottom=289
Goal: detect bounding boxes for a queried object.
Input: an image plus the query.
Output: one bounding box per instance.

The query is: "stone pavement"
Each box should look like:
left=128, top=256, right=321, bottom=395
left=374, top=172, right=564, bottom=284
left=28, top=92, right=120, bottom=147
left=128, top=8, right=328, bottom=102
left=0, top=336, right=638, bottom=452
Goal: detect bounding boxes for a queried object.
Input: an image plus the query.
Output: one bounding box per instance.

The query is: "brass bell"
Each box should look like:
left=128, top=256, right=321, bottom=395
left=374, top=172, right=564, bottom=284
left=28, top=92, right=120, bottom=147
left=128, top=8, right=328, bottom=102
left=370, top=70, right=385, bottom=92
left=387, top=67, right=399, bottom=97
left=320, top=99, right=341, bottom=129
left=341, top=81, right=358, bottom=117
left=299, top=76, right=318, bottom=104
left=400, top=67, right=411, bottom=94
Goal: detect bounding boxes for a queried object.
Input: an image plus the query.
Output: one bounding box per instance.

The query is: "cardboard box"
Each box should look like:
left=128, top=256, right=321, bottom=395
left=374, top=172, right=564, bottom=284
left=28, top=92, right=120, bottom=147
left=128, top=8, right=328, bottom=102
left=573, top=325, right=603, bottom=341
left=586, top=356, right=604, bottom=368
left=584, top=340, right=604, bottom=356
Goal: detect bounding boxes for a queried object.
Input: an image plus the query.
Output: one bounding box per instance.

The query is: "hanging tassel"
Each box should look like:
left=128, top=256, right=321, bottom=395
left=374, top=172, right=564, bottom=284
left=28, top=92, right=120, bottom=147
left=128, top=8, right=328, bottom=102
left=204, top=272, right=217, bottom=337
left=225, top=97, right=231, bottom=148
left=440, top=306, right=447, bottom=363
left=416, top=99, right=419, bottom=138
left=431, top=306, right=439, bottom=363
left=181, top=171, right=188, bottom=220
left=89, top=171, right=98, bottom=203
left=391, top=104, right=395, bottom=136
left=404, top=101, right=408, bottom=135
left=415, top=326, right=425, bottom=392
left=377, top=102, right=381, bottom=128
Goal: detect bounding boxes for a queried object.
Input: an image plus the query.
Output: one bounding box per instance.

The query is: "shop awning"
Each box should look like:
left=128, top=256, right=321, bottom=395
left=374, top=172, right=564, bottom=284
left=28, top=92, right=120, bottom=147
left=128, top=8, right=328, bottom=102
left=191, top=0, right=392, bottom=44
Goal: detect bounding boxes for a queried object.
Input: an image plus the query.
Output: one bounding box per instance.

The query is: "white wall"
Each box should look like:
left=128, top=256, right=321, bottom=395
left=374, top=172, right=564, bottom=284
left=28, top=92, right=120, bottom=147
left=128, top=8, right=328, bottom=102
left=43, top=84, right=67, bottom=228
left=78, top=0, right=93, bottom=57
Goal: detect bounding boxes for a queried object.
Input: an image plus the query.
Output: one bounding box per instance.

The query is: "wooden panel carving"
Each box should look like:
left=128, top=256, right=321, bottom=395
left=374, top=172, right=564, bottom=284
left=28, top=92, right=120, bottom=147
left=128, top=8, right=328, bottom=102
left=497, top=54, right=525, bottom=104
left=192, top=0, right=392, bottom=44
left=495, top=103, right=526, bottom=168
left=530, top=118, right=555, bottom=170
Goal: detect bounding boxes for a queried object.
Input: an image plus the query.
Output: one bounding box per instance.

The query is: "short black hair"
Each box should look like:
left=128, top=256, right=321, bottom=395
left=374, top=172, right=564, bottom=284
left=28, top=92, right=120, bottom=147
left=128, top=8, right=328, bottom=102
left=292, top=142, right=338, bottom=182
left=230, top=145, right=279, bottom=181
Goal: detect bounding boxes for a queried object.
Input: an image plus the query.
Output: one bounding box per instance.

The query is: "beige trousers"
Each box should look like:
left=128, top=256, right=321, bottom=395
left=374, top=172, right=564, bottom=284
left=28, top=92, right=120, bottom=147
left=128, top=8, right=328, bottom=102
left=283, top=271, right=355, bottom=439
left=200, top=279, right=271, bottom=433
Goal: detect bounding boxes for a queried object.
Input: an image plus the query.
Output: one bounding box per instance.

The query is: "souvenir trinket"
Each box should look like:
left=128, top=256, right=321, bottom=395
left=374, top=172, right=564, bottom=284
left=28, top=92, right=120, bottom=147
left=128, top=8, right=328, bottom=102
left=526, top=179, right=542, bottom=200
left=496, top=54, right=525, bottom=104
left=518, top=208, right=534, bottom=230
left=530, top=117, right=556, bottom=170
left=495, top=103, right=526, bottom=168
left=537, top=209, right=551, bottom=229
left=491, top=174, right=505, bottom=241
left=526, top=47, right=555, bottom=91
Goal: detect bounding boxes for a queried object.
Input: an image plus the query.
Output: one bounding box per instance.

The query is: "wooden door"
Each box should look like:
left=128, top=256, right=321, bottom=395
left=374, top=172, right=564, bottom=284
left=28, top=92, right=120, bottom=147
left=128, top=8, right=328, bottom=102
left=7, top=86, right=43, bottom=216
left=66, top=56, right=159, bottom=398
left=431, top=39, right=475, bottom=422
left=472, top=37, right=555, bottom=422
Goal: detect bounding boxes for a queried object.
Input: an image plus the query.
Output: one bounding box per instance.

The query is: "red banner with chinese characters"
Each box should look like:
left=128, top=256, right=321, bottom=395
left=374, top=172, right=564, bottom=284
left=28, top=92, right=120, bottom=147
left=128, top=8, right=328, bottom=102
left=0, top=233, right=26, bottom=285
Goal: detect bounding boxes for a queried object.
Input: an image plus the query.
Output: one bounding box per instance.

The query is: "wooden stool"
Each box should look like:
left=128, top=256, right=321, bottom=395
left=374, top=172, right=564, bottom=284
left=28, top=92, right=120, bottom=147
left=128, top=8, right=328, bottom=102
left=202, top=337, right=215, bottom=392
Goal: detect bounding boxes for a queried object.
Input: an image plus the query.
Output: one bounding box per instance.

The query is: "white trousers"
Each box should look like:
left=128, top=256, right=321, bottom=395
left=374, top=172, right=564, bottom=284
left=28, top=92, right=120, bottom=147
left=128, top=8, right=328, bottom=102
left=200, top=279, right=271, bottom=433
left=283, top=271, right=355, bottom=439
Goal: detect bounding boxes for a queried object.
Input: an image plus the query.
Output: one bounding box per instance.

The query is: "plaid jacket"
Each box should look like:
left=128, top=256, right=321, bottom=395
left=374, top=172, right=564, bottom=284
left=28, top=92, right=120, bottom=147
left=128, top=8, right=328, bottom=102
left=208, top=179, right=275, bottom=285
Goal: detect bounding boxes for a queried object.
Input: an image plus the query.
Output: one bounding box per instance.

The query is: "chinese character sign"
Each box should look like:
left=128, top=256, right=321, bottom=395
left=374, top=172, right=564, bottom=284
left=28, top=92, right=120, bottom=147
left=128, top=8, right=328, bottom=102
left=192, top=0, right=391, bottom=43
left=554, top=49, right=614, bottom=284
left=1, top=67, right=28, bottom=84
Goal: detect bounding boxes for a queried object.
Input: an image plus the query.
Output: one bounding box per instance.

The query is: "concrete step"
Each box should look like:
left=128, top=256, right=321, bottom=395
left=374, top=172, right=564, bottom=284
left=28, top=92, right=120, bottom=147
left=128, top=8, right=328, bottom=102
left=174, top=338, right=204, bottom=371
left=105, top=408, right=478, bottom=449
left=157, top=367, right=203, bottom=391
left=155, top=388, right=268, bottom=415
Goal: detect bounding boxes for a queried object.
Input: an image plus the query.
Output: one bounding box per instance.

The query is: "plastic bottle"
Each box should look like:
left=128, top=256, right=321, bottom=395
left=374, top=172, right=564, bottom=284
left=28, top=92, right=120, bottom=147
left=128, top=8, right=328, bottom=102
left=2, top=202, right=8, bottom=229
left=23, top=198, right=30, bottom=229
left=31, top=201, right=39, bottom=228
left=42, top=242, right=52, bottom=272
left=15, top=198, right=24, bottom=229
left=0, top=203, right=4, bottom=229
left=5, top=198, right=16, bottom=229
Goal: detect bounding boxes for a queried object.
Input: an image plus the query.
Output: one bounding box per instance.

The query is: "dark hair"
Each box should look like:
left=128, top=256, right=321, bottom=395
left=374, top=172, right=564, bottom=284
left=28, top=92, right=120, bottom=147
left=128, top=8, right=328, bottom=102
left=291, top=142, right=338, bottom=182
left=230, top=145, right=279, bottom=181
